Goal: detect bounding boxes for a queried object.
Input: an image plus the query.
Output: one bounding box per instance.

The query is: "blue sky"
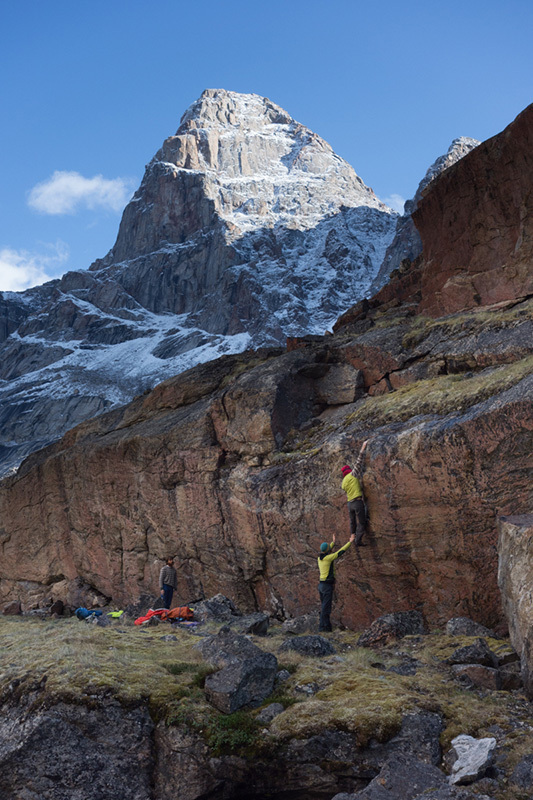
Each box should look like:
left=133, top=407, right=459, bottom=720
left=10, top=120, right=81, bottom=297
left=1, top=0, right=532, bottom=291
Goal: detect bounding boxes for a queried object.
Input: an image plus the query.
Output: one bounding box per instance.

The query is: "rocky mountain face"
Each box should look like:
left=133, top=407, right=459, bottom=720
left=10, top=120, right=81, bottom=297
left=0, top=89, right=400, bottom=477
left=370, top=137, right=480, bottom=293
left=1, top=104, right=532, bottom=654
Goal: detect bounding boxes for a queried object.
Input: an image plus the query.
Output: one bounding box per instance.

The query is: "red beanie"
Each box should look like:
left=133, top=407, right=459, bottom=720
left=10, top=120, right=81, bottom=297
left=341, top=465, right=352, bottom=475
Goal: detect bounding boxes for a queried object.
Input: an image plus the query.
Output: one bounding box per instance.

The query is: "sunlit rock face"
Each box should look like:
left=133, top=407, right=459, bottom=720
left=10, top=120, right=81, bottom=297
left=1, top=302, right=531, bottom=629
left=0, top=90, right=398, bottom=477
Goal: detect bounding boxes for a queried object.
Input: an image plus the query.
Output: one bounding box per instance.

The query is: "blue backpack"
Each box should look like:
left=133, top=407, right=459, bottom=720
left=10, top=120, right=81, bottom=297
left=75, top=607, right=103, bottom=620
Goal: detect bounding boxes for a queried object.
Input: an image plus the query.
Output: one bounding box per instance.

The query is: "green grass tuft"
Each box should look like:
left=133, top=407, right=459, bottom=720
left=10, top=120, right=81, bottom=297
left=206, top=710, right=261, bottom=755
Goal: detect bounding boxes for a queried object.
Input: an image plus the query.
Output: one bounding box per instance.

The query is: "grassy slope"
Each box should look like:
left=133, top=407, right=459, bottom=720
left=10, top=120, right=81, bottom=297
left=1, top=615, right=532, bottom=799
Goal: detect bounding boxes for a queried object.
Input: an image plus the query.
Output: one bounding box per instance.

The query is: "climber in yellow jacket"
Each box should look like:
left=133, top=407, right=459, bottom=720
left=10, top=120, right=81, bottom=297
left=341, top=439, right=369, bottom=546
left=318, top=533, right=354, bottom=632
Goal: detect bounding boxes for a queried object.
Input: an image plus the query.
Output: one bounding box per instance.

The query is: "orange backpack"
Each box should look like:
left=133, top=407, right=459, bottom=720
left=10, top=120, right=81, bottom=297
left=161, top=606, right=194, bottom=621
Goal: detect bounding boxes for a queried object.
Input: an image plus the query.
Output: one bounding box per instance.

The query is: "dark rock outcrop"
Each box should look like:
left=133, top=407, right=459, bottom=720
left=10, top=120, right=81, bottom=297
left=509, top=754, right=533, bottom=793
left=153, top=713, right=444, bottom=800
left=335, top=753, right=450, bottom=800
left=447, top=639, right=499, bottom=668
left=0, top=699, right=154, bottom=800
left=195, top=630, right=278, bottom=713
left=358, top=611, right=425, bottom=647
left=279, top=634, right=336, bottom=657
left=445, top=617, right=496, bottom=638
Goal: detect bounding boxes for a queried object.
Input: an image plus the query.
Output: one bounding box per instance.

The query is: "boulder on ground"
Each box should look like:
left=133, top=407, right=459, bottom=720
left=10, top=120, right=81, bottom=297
left=195, top=629, right=259, bottom=668
left=446, top=617, right=497, bottom=638
left=124, top=594, right=159, bottom=618
left=227, top=612, right=269, bottom=636
left=386, top=657, right=420, bottom=676
left=447, top=638, right=498, bottom=668
left=281, top=613, right=318, bottom=635
left=448, top=734, right=496, bottom=785
left=498, top=661, right=522, bottom=690
left=510, top=754, right=533, bottom=792
left=294, top=682, right=323, bottom=696
left=358, top=611, right=426, bottom=647
left=192, top=594, right=241, bottom=622
left=87, top=614, right=112, bottom=627
left=196, top=629, right=278, bottom=713
left=276, top=669, right=291, bottom=683
left=2, top=601, right=22, bottom=615
left=366, top=711, right=443, bottom=768
left=279, top=635, right=336, bottom=657
left=451, top=664, right=501, bottom=690
left=204, top=655, right=278, bottom=714
left=255, top=702, right=284, bottom=724
left=343, top=753, right=448, bottom=799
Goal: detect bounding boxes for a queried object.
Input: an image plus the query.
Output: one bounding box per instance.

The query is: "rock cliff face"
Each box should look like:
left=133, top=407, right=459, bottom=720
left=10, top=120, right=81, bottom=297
left=1, top=103, right=532, bottom=636
left=335, top=103, right=533, bottom=331
left=1, top=295, right=531, bottom=628
left=370, top=137, right=479, bottom=293
left=0, top=90, right=398, bottom=477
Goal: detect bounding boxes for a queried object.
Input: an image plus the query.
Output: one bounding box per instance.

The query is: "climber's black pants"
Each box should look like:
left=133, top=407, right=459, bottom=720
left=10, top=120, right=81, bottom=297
left=318, top=581, right=334, bottom=632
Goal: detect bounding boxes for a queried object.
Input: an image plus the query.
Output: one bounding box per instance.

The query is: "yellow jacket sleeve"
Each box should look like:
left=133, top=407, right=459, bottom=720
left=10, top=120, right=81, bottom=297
left=318, top=540, right=352, bottom=581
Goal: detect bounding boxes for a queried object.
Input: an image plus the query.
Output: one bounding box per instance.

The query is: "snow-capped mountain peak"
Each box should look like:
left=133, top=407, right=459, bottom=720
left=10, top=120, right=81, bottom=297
left=4, top=89, right=468, bottom=477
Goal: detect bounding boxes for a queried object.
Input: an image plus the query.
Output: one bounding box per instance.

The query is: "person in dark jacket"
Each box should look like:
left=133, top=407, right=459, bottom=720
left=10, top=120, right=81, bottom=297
left=159, top=557, right=178, bottom=609
left=317, top=533, right=354, bottom=632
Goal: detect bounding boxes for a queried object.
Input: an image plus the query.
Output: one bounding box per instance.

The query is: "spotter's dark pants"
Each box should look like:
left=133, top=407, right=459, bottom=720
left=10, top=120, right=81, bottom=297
left=162, top=584, right=174, bottom=610
left=348, top=498, right=366, bottom=544
left=318, top=581, right=335, bottom=632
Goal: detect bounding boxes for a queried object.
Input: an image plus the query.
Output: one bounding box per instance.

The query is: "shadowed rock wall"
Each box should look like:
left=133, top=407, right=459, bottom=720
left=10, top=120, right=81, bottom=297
left=498, top=514, right=533, bottom=697
left=413, top=104, right=533, bottom=315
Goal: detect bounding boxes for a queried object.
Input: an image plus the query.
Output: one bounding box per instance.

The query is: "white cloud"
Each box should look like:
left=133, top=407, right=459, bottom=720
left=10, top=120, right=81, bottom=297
left=28, top=170, right=135, bottom=215
left=382, top=193, right=406, bottom=214
left=0, top=241, right=69, bottom=292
